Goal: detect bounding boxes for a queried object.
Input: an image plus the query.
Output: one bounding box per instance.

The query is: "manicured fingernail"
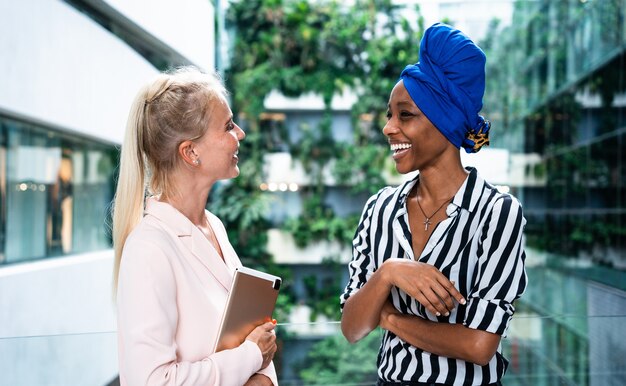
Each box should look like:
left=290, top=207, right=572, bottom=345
left=445, top=312, right=450, bottom=316
left=460, top=299, right=466, bottom=305
left=272, top=319, right=277, bottom=325
left=436, top=312, right=441, bottom=316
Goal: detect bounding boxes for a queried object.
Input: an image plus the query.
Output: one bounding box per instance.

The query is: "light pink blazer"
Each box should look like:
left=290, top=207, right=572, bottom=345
left=117, top=198, right=278, bottom=386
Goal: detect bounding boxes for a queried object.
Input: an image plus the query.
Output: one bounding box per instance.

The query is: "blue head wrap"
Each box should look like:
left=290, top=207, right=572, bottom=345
left=400, top=23, right=490, bottom=153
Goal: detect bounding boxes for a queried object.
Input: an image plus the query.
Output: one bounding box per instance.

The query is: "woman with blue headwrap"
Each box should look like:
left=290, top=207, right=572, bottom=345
left=340, top=24, right=527, bottom=386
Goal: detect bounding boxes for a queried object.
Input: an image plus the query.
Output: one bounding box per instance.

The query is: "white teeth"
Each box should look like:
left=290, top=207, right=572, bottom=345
left=390, top=143, right=412, bottom=151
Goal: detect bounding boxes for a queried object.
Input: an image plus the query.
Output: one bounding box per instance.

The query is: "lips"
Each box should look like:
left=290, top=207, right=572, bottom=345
left=390, top=142, right=412, bottom=160
left=390, top=143, right=412, bottom=152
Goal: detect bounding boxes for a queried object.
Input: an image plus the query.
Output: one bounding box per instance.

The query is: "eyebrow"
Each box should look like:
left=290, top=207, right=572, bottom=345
left=388, top=100, right=415, bottom=109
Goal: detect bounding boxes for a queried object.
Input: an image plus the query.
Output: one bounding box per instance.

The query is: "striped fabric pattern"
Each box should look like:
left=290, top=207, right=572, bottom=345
left=340, top=167, right=527, bottom=386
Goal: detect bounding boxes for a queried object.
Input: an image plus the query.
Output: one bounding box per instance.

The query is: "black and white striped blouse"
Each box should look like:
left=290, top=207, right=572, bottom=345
left=340, top=167, right=527, bottom=386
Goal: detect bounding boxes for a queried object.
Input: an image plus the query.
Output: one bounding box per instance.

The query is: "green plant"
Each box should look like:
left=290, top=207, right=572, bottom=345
left=300, top=256, right=344, bottom=321
left=296, top=329, right=381, bottom=384
left=332, top=142, right=388, bottom=195
left=282, top=195, right=358, bottom=248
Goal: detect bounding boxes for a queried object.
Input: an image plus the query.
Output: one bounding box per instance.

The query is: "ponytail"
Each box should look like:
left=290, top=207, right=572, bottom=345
left=112, top=92, right=147, bottom=296
left=112, top=75, right=172, bottom=296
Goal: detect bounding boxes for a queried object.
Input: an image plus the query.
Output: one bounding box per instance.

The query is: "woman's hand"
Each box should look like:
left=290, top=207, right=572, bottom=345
left=379, top=300, right=400, bottom=330
left=245, top=321, right=277, bottom=369
left=381, top=259, right=465, bottom=317
left=243, top=374, right=274, bottom=386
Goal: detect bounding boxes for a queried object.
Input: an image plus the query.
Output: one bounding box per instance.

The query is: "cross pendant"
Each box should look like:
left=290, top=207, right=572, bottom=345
left=423, top=218, right=432, bottom=231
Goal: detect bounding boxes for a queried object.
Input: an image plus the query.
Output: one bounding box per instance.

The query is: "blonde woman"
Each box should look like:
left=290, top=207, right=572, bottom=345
left=113, top=67, right=278, bottom=386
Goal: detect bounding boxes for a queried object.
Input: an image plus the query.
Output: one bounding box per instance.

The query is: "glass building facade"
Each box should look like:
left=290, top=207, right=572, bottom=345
left=482, top=0, right=626, bottom=384
left=484, top=0, right=626, bottom=266
left=0, top=116, right=117, bottom=265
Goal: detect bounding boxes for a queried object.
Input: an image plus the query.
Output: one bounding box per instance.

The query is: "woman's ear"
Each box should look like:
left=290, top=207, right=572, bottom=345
left=178, top=140, right=200, bottom=166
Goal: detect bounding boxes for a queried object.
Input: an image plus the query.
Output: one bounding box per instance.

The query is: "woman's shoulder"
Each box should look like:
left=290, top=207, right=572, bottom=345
left=118, top=221, right=178, bottom=281
left=367, top=178, right=415, bottom=205
left=484, top=182, right=523, bottom=209
left=122, top=216, right=178, bottom=259
left=493, top=192, right=525, bottom=219
left=129, top=213, right=172, bottom=237
left=471, top=168, right=523, bottom=208
left=478, top=181, right=525, bottom=225
left=361, top=185, right=397, bottom=213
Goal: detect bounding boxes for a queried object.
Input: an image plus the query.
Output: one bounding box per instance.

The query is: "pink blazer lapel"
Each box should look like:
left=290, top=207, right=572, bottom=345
left=183, top=230, right=233, bottom=292
left=206, top=212, right=242, bottom=272
left=144, top=198, right=236, bottom=292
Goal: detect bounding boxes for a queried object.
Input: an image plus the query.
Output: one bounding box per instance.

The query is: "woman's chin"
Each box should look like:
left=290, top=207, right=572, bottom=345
left=394, top=163, right=416, bottom=175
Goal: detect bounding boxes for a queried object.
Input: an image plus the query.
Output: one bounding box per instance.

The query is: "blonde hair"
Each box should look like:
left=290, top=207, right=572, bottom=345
left=112, top=67, right=227, bottom=293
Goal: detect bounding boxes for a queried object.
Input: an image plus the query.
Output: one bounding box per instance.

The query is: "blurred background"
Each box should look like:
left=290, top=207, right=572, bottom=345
left=1, top=0, right=625, bottom=385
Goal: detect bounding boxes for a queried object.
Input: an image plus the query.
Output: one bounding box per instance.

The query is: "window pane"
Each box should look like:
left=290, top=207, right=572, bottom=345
left=72, top=146, right=116, bottom=253
left=1, top=117, right=116, bottom=264
left=5, top=123, right=55, bottom=262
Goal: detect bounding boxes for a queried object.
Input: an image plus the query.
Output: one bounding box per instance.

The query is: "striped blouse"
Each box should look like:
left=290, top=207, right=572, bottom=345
left=340, top=167, right=527, bottom=386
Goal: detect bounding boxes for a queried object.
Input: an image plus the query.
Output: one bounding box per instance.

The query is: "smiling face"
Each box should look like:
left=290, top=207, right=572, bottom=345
left=383, top=80, right=454, bottom=174
left=194, top=99, right=245, bottom=181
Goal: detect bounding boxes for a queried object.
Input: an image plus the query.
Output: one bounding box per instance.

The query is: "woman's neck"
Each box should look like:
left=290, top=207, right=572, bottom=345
left=162, top=194, right=209, bottom=225
left=159, top=167, right=213, bottom=225
left=416, top=159, right=468, bottom=201
left=159, top=181, right=212, bottom=227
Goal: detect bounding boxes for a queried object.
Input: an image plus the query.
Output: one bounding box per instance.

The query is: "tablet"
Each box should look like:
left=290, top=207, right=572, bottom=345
left=215, top=266, right=282, bottom=352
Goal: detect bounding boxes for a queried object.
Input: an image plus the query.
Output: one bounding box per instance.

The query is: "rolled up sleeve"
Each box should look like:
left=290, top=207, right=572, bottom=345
left=463, top=195, right=527, bottom=337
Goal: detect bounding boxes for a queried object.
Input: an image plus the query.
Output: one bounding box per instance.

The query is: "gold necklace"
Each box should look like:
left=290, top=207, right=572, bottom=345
left=416, top=196, right=453, bottom=231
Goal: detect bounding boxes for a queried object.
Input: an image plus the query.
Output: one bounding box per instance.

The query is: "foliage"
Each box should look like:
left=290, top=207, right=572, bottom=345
left=288, top=118, right=338, bottom=191
left=333, top=142, right=388, bottom=195
left=282, top=195, right=359, bottom=248
left=227, top=0, right=424, bottom=136
left=302, top=257, right=344, bottom=321
left=224, top=0, right=425, bottom=322
left=296, top=329, right=382, bottom=384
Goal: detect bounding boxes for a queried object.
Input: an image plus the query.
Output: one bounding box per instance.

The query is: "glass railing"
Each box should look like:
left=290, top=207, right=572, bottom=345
left=2, top=314, right=626, bottom=386
left=0, top=330, right=119, bottom=386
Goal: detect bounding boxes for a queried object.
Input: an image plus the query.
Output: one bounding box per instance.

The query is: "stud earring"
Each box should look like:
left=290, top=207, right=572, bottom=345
left=193, top=159, right=200, bottom=166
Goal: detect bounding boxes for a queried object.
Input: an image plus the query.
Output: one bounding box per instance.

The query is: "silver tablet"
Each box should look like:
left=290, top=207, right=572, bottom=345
left=215, top=266, right=282, bottom=352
